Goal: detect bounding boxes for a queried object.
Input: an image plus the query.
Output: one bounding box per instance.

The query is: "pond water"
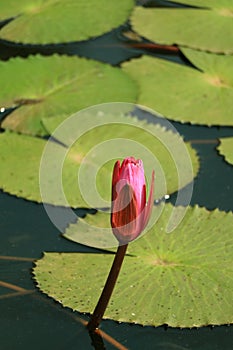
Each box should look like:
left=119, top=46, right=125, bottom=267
left=0, top=14, right=233, bottom=350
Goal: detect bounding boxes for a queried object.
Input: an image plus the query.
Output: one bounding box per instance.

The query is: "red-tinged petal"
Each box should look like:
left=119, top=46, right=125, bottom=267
left=140, top=183, right=146, bottom=212
left=112, top=160, right=121, bottom=186
left=142, top=170, right=155, bottom=230
left=111, top=184, right=141, bottom=244
left=120, top=157, right=136, bottom=171
left=112, top=160, right=121, bottom=201
left=119, top=159, right=146, bottom=210
left=111, top=184, right=137, bottom=226
left=111, top=157, right=154, bottom=244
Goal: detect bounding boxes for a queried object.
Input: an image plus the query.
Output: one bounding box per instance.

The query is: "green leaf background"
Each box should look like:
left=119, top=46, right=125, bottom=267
left=1, top=55, right=137, bottom=136
left=131, top=3, right=233, bottom=53
left=0, top=0, right=135, bottom=44
left=123, top=48, right=233, bottom=126
left=34, top=204, right=233, bottom=327
left=0, top=117, right=199, bottom=207
left=1, top=0, right=233, bottom=331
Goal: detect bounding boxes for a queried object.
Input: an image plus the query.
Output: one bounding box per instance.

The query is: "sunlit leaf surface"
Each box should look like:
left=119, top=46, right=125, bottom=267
left=0, top=0, right=134, bottom=44
left=123, top=48, right=233, bottom=126
left=34, top=204, right=233, bottom=327
left=131, top=2, right=233, bottom=53
left=0, top=116, right=199, bottom=207
left=0, top=55, right=137, bottom=135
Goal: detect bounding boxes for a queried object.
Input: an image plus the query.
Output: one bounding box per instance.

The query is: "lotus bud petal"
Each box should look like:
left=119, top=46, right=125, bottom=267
left=111, top=157, right=154, bottom=244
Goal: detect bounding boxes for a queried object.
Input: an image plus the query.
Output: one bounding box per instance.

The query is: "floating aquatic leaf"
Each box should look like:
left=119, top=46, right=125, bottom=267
left=41, top=114, right=200, bottom=206
left=123, top=49, right=233, bottom=126
left=0, top=0, right=134, bottom=44
left=34, top=204, right=233, bottom=327
left=0, top=55, right=137, bottom=135
left=0, top=115, right=199, bottom=207
left=63, top=200, right=167, bottom=249
left=64, top=211, right=119, bottom=249
left=131, top=3, right=233, bottom=53
left=217, top=137, right=233, bottom=166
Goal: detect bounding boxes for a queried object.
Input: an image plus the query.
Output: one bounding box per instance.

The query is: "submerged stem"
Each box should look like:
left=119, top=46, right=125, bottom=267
left=87, top=244, right=128, bottom=332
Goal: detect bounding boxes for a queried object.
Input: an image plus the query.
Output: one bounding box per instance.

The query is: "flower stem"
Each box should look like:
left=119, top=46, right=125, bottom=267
left=87, top=244, right=128, bottom=332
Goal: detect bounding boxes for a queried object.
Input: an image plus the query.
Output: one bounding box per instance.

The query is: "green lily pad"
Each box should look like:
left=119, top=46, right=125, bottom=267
left=0, top=55, right=137, bottom=136
left=131, top=3, right=233, bottom=53
left=123, top=49, right=233, bottom=126
left=217, top=137, right=233, bottom=165
left=0, top=114, right=199, bottom=207
left=64, top=210, right=119, bottom=249
left=40, top=113, right=199, bottom=208
left=33, top=204, right=233, bottom=327
left=0, top=0, right=134, bottom=44
left=63, top=200, right=166, bottom=249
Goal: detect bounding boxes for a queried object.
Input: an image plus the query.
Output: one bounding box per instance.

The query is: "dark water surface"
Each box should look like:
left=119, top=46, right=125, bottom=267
left=0, top=7, right=233, bottom=350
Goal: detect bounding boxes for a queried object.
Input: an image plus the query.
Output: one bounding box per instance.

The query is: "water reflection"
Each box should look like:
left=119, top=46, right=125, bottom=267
left=89, top=330, right=106, bottom=350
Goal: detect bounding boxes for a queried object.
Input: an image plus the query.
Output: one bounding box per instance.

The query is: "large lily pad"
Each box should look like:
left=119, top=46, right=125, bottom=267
left=0, top=55, right=137, bottom=136
left=34, top=204, right=233, bottom=327
left=123, top=49, right=233, bottom=126
left=131, top=3, right=233, bottom=53
left=0, top=0, right=134, bottom=44
left=63, top=200, right=168, bottom=249
left=0, top=114, right=199, bottom=207
left=217, top=137, right=233, bottom=166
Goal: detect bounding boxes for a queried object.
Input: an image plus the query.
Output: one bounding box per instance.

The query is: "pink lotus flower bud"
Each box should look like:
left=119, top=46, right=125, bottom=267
left=111, top=157, right=154, bottom=244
